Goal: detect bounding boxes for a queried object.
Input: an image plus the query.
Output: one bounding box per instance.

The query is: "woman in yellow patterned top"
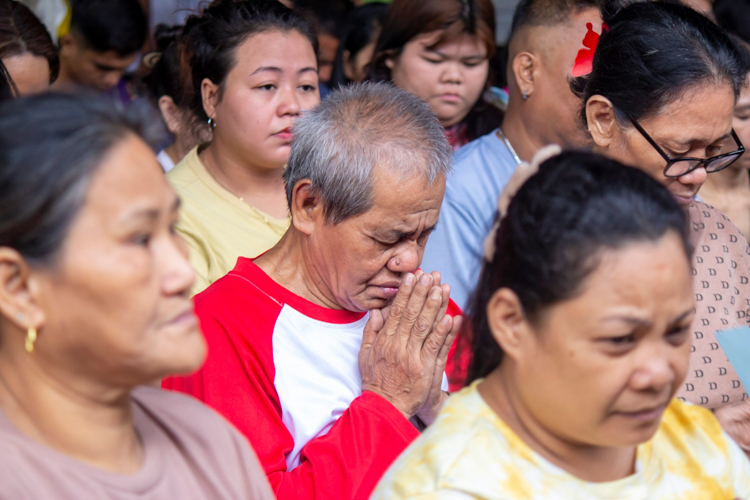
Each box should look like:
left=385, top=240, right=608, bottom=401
left=371, top=151, right=750, bottom=500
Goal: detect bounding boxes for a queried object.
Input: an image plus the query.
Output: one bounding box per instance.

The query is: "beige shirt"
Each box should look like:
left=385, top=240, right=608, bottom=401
left=678, top=201, right=750, bottom=408
left=168, top=147, right=289, bottom=294
left=0, top=386, right=275, bottom=500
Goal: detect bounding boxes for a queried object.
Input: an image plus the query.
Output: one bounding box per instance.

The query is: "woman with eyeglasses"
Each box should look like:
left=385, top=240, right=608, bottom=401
left=576, top=0, right=750, bottom=452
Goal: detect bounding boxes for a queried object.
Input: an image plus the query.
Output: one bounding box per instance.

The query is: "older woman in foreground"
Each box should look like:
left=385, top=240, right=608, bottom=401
left=372, top=151, right=750, bottom=499
left=0, top=93, right=274, bottom=500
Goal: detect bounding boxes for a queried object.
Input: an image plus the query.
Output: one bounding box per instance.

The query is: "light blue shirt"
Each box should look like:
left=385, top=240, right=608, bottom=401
left=422, top=130, right=519, bottom=310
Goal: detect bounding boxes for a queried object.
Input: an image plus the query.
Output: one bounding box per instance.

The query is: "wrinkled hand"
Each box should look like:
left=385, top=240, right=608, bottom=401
left=715, top=399, right=750, bottom=457
left=359, top=271, right=458, bottom=420
left=413, top=272, right=461, bottom=425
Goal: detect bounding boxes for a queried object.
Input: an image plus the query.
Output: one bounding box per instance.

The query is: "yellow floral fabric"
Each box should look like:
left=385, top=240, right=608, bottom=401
left=372, top=382, right=750, bottom=500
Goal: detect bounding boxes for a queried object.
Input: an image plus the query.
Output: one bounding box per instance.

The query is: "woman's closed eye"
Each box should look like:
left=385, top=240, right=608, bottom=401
left=604, top=334, right=636, bottom=346
left=129, top=232, right=152, bottom=247
left=665, top=324, right=691, bottom=344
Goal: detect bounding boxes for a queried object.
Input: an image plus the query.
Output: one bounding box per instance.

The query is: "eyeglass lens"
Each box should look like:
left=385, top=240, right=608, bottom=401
left=664, top=133, right=743, bottom=176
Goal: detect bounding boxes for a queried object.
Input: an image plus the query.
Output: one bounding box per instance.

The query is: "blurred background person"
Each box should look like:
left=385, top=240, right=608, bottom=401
left=141, top=24, right=211, bottom=172
left=0, top=0, right=59, bottom=94
left=682, top=0, right=714, bottom=18
left=373, top=152, right=750, bottom=499
left=577, top=0, right=750, bottom=451
left=53, top=0, right=147, bottom=94
left=0, top=93, right=274, bottom=499
left=169, top=0, right=319, bottom=294
left=370, top=0, right=502, bottom=151
left=421, top=0, right=602, bottom=323
left=147, top=0, right=204, bottom=38
left=329, top=2, right=388, bottom=88
left=294, top=0, right=350, bottom=89
left=699, top=41, right=750, bottom=241
left=713, top=0, right=750, bottom=44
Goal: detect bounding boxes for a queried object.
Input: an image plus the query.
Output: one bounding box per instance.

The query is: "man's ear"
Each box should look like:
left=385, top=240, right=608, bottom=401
left=0, top=248, right=46, bottom=335
left=511, top=51, right=538, bottom=99
left=58, top=32, right=77, bottom=59
left=585, top=95, right=618, bottom=149
left=200, top=78, right=220, bottom=125
left=290, top=179, right=324, bottom=235
left=158, top=96, right=183, bottom=135
left=485, top=288, right=530, bottom=362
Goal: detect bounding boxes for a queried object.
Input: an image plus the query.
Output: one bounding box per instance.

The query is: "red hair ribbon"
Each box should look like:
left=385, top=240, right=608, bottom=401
left=571, top=22, right=609, bottom=77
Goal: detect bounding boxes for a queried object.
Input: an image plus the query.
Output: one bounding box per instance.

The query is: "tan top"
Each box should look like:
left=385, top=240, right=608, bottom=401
left=168, top=146, right=289, bottom=294
left=0, top=386, right=275, bottom=500
left=678, top=201, right=750, bottom=408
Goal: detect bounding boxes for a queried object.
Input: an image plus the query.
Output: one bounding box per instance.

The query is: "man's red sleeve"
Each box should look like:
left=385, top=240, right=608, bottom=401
left=445, top=299, right=470, bottom=392
left=164, top=299, right=419, bottom=500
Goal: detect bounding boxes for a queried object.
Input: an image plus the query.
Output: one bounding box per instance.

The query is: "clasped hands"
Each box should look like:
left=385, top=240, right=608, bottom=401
left=359, top=270, right=462, bottom=426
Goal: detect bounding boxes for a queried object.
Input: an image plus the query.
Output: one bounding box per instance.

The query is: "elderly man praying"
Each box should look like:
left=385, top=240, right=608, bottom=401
left=164, top=82, right=462, bottom=500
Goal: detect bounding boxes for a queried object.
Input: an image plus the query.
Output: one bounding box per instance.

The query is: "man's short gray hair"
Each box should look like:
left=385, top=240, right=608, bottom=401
left=285, top=82, right=453, bottom=224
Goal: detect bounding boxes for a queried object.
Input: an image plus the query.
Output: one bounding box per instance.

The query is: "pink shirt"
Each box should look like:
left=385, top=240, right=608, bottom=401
left=0, top=386, right=275, bottom=500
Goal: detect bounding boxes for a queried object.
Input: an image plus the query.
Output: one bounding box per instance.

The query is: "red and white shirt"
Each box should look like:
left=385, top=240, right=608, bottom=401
left=164, top=258, right=459, bottom=500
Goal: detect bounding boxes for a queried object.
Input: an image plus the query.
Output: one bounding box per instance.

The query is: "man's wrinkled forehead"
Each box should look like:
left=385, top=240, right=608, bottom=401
left=366, top=166, right=445, bottom=219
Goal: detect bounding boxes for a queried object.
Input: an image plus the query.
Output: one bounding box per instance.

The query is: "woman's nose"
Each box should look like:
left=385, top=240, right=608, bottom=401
left=679, top=165, right=707, bottom=186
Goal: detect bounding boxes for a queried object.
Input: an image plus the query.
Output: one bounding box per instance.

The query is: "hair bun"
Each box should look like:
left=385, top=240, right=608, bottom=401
left=153, top=23, right=182, bottom=52
left=601, top=0, right=646, bottom=26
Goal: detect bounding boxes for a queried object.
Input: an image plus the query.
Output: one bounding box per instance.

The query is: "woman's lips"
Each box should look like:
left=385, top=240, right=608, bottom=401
left=274, top=128, right=293, bottom=141
left=437, top=93, right=462, bottom=103
left=672, top=193, right=697, bottom=205
left=614, top=404, right=666, bottom=423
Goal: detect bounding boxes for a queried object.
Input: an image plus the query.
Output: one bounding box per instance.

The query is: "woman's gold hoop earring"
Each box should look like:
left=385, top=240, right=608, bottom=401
left=25, top=327, right=37, bottom=353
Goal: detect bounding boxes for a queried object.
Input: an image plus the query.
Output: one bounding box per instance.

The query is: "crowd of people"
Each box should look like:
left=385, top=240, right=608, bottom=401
left=0, top=0, right=749, bottom=498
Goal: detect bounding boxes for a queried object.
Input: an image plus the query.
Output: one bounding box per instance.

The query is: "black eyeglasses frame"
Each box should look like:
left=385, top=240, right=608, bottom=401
left=625, top=114, right=745, bottom=178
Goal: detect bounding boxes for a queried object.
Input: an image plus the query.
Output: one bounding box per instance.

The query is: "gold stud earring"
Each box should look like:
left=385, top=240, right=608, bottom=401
left=25, top=326, right=36, bottom=353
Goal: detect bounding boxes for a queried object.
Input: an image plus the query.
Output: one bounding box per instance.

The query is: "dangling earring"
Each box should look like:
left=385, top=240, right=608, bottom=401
left=25, top=326, right=36, bottom=353
left=207, top=117, right=216, bottom=131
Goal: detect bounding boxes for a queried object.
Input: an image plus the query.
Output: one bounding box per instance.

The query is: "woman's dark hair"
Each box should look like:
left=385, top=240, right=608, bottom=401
left=572, top=0, right=748, bottom=127
left=0, top=58, right=16, bottom=100
left=467, top=151, right=690, bottom=383
left=0, top=0, right=59, bottom=83
left=330, top=3, right=388, bottom=88
left=183, top=0, right=318, bottom=122
left=0, top=93, right=161, bottom=266
left=142, top=24, right=187, bottom=107
left=370, top=0, right=502, bottom=142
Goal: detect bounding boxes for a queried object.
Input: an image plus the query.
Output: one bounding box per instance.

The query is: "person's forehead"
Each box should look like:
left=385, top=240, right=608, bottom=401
left=645, top=84, right=735, bottom=144
left=366, top=166, right=445, bottom=218
left=84, top=136, right=170, bottom=213
left=88, top=50, right=135, bottom=70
